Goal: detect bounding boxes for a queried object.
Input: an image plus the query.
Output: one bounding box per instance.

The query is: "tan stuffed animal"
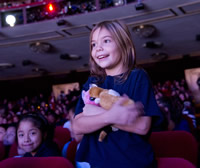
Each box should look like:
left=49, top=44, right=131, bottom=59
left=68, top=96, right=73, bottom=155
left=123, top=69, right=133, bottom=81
left=87, top=86, right=135, bottom=142
left=89, top=86, right=134, bottom=110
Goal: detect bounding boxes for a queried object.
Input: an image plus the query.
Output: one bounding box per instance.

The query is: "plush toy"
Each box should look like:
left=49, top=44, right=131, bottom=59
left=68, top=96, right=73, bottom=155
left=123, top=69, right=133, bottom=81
left=82, top=84, right=134, bottom=142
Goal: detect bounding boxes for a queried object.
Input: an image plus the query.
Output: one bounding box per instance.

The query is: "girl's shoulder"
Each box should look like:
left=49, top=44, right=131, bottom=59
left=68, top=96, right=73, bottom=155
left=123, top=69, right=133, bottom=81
left=130, top=68, right=149, bottom=79
left=131, top=67, right=147, bottom=74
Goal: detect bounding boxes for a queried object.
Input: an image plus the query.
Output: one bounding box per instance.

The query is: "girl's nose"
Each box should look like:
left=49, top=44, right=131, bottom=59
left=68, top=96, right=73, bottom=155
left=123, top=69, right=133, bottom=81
left=24, top=134, right=30, bottom=142
left=96, top=43, right=103, bottom=52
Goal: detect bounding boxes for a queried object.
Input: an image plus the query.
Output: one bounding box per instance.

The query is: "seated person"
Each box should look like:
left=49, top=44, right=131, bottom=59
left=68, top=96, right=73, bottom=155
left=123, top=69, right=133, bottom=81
left=3, top=124, right=16, bottom=146
left=0, top=124, right=6, bottom=142
left=2, top=123, right=17, bottom=158
left=17, top=112, right=60, bottom=157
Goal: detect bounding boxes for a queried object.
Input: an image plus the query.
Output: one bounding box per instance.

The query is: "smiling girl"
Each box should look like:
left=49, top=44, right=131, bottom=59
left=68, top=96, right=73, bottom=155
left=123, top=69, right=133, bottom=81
left=17, top=113, right=60, bottom=157
left=72, top=20, right=163, bottom=168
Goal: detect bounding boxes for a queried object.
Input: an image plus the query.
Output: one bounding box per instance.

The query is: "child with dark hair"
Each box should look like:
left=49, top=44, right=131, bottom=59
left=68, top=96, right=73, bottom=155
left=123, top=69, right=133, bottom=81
left=17, top=112, right=60, bottom=157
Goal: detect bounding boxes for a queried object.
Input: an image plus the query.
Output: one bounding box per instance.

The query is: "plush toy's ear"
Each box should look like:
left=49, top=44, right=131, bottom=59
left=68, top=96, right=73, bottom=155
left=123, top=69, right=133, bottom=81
left=89, top=83, right=98, bottom=88
left=89, top=87, right=104, bottom=97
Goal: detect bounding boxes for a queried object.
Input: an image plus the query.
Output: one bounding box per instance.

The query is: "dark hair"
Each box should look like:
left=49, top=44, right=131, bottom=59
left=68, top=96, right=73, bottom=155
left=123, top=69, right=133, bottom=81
left=17, top=112, right=48, bottom=135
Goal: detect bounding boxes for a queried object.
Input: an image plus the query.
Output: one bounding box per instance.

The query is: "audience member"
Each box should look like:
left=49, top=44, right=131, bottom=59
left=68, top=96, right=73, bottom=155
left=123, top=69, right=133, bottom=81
left=0, top=125, right=6, bottom=141
left=3, top=124, right=16, bottom=146
left=17, top=113, right=60, bottom=157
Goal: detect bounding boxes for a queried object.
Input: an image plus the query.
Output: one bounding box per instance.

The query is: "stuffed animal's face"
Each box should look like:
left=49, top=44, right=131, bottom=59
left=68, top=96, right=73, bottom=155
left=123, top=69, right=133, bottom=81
left=82, top=89, right=99, bottom=106
left=82, top=86, right=134, bottom=110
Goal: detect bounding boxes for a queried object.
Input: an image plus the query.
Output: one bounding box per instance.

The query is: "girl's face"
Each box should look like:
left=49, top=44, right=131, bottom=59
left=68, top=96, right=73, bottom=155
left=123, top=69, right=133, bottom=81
left=17, top=120, right=43, bottom=156
left=91, top=27, right=124, bottom=76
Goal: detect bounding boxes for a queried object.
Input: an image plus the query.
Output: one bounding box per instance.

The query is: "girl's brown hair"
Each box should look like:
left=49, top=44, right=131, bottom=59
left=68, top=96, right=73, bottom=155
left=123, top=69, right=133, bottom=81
left=89, top=20, right=136, bottom=83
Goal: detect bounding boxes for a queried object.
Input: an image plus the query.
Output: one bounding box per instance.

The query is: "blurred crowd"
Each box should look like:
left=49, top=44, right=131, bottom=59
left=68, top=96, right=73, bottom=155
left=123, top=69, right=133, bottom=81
left=154, top=79, right=197, bottom=133
left=0, top=77, right=199, bottom=162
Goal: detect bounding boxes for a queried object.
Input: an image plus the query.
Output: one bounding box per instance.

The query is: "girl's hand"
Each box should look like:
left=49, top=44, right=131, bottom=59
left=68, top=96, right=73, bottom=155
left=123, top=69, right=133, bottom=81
left=106, top=96, right=144, bottom=125
left=82, top=104, right=106, bottom=116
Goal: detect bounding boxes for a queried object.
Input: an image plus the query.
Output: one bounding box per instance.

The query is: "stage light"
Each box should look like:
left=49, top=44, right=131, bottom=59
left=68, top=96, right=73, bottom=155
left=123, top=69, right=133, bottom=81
left=5, top=15, right=16, bottom=27
left=48, top=4, right=54, bottom=12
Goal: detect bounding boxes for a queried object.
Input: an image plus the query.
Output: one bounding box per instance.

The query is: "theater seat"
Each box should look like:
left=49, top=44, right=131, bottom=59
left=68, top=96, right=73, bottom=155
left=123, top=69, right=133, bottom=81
left=0, top=157, right=74, bottom=168
left=0, top=141, right=5, bottom=161
left=53, top=126, right=71, bottom=151
left=157, top=157, right=196, bottom=168
left=150, top=131, right=198, bottom=166
left=62, top=140, right=78, bottom=166
left=8, top=142, right=18, bottom=158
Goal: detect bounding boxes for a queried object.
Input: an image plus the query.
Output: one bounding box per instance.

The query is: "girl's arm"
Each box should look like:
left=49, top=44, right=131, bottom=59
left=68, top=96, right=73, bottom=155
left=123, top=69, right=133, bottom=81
left=72, top=109, right=109, bottom=135
left=72, top=97, right=140, bottom=135
left=114, top=116, right=152, bottom=135
left=106, top=98, right=152, bottom=135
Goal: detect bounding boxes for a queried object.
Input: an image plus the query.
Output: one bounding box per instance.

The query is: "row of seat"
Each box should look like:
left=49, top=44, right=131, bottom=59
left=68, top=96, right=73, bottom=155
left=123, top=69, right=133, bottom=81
left=62, top=130, right=198, bottom=167
left=0, top=129, right=198, bottom=168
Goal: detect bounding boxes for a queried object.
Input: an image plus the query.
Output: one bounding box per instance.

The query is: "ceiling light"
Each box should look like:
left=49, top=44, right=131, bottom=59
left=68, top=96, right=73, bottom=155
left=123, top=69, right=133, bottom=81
left=32, top=67, right=48, bottom=75
left=57, top=19, right=72, bottom=26
left=29, top=42, right=52, bottom=53
left=60, top=53, right=81, bottom=60
left=22, top=60, right=36, bottom=66
left=143, top=41, right=163, bottom=48
left=132, top=24, right=157, bottom=38
left=113, top=0, right=124, bottom=6
left=135, top=0, right=145, bottom=10
left=151, top=52, right=168, bottom=61
left=5, top=15, right=16, bottom=27
left=0, top=63, right=15, bottom=69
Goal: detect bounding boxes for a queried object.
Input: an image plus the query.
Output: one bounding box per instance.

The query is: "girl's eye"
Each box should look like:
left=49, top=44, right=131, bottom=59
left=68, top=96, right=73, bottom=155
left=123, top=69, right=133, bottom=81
left=104, top=39, right=111, bottom=43
left=91, top=43, right=96, bottom=48
left=18, top=133, right=23, bottom=137
left=30, top=131, right=37, bottom=136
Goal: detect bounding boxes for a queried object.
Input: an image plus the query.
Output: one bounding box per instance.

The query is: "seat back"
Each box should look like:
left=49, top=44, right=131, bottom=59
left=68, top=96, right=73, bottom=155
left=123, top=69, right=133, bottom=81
left=62, top=140, right=78, bottom=166
left=149, top=131, right=198, bottom=166
left=8, top=142, right=18, bottom=158
left=0, top=141, right=5, bottom=161
left=157, top=157, right=196, bottom=168
left=53, top=126, right=71, bottom=151
left=0, top=157, right=74, bottom=168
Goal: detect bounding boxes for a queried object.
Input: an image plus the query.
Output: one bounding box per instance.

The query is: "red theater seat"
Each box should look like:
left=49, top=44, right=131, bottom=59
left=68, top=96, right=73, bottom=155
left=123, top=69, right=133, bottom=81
left=53, top=126, right=71, bottom=151
left=157, top=157, right=196, bottom=168
left=150, top=131, right=198, bottom=166
left=62, top=140, right=78, bottom=166
left=0, top=141, right=5, bottom=161
left=0, top=157, right=74, bottom=168
left=8, top=142, right=18, bottom=158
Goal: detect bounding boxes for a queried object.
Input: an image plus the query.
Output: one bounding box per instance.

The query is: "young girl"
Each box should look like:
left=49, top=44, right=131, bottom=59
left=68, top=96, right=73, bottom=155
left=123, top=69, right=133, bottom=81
left=17, top=113, right=60, bottom=157
left=72, top=20, right=163, bottom=168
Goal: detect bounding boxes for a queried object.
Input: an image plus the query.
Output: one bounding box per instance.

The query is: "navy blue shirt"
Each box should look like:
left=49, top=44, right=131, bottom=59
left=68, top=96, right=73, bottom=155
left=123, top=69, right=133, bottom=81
left=75, top=69, right=163, bottom=168
left=23, top=140, right=60, bottom=157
